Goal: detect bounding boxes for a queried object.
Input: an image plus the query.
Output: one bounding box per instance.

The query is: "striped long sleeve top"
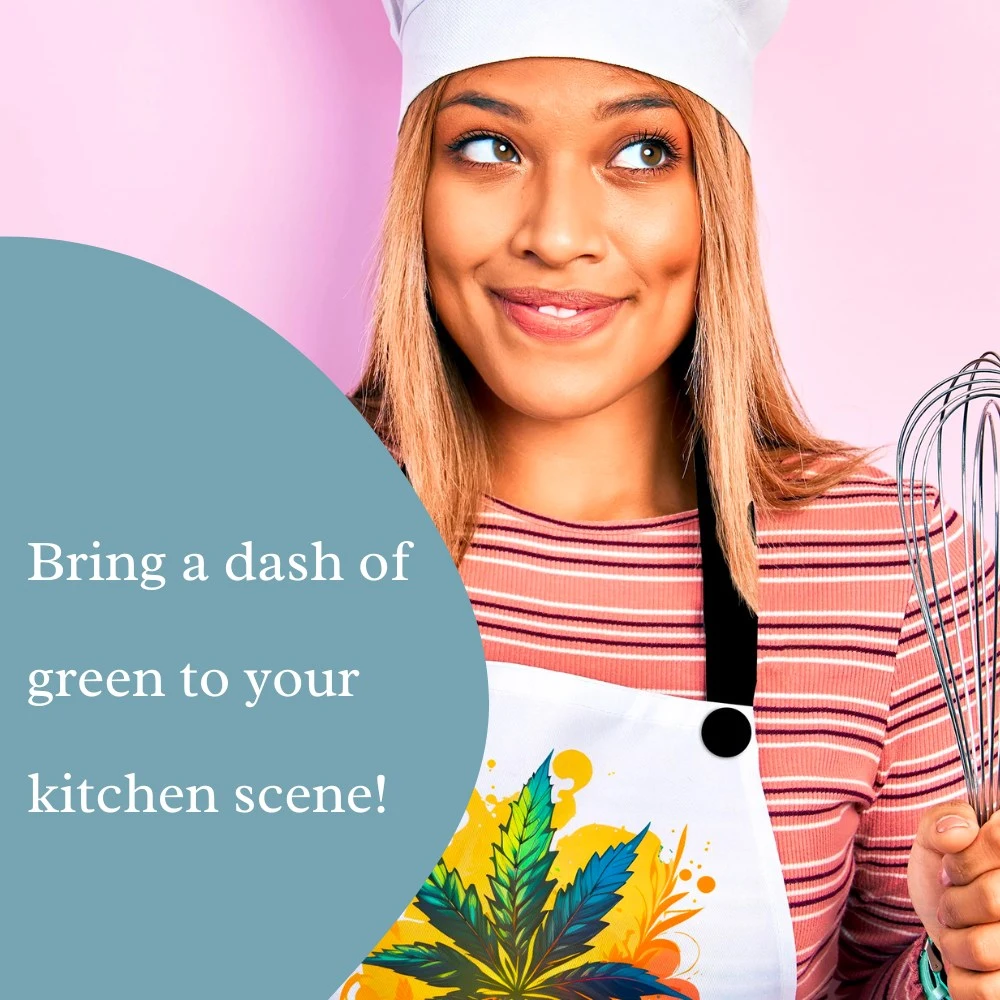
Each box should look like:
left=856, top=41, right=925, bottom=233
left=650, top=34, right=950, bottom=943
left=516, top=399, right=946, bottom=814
left=456, top=465, right=982, bottom=1000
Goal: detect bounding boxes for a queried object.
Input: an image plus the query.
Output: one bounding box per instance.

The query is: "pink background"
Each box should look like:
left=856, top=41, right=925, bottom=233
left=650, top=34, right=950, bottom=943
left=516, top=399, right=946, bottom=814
left=2, top=2, right=998, bottom=470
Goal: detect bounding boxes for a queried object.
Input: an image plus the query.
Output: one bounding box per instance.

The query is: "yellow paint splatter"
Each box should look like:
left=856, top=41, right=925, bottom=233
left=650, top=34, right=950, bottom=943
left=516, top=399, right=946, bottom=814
left=551, top=748, right=592, bottom=828
left=486, top=759, right=496, bottom=768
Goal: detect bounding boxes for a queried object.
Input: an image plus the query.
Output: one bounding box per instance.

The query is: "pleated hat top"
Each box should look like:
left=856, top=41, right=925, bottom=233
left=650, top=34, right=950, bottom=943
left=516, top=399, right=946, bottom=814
left=380, top=0, right=790, bottom=152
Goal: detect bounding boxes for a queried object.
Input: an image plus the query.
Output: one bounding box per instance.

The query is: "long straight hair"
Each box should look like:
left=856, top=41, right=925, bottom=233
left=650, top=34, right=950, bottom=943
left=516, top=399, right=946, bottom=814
left=352, top=73, right=877, bottom=612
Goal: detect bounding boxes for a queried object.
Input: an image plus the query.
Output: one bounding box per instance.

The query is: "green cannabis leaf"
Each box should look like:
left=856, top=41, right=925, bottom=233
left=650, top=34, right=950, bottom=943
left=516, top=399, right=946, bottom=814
left=366, top=752, right=689, bottom=999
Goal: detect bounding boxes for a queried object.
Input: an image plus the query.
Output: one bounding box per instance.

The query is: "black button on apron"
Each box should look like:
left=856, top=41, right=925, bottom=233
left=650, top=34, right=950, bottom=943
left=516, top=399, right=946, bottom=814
left=701, top=706, right=752, bottom=757
left=693, top=437, right=759, bottom=757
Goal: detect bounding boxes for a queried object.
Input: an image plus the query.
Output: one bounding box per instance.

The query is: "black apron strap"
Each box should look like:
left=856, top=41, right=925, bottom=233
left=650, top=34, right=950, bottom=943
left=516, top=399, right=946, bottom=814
left=693, top=436, right=759, bottom=756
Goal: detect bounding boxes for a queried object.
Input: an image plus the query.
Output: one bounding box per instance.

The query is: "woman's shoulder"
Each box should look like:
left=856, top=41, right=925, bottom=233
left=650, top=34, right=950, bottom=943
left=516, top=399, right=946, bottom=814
left=757, top=461, right=932, bottom=618
left=761, top=459, right=920, bottom=542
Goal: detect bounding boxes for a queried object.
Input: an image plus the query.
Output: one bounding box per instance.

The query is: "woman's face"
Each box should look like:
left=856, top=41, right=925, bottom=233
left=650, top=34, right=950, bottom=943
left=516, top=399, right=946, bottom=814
left=423, top=57, right=701, bottom=422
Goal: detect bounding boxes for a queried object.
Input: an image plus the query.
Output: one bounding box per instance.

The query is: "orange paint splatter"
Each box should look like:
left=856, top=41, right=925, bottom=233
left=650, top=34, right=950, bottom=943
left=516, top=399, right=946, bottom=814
left=659, top=978, right=700, bottom=999
left=678, top=868, right=692, bottom=881
left=697, top=876, right=716, bottom=893
left=646, top=940, right=681, bottom=978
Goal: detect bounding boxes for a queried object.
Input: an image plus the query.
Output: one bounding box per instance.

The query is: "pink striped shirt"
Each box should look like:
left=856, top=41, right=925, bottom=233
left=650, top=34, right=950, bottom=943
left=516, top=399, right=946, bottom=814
left=457, top=464, right=980, bottom=999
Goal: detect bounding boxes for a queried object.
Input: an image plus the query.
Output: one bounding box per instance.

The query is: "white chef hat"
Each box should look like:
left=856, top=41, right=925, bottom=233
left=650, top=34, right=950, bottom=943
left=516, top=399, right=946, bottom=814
left=380, top=0, right=790, bottom=153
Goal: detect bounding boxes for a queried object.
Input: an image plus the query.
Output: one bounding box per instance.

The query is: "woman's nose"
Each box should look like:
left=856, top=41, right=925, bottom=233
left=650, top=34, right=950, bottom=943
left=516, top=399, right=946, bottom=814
left=509, top=156, right=608, bottom=267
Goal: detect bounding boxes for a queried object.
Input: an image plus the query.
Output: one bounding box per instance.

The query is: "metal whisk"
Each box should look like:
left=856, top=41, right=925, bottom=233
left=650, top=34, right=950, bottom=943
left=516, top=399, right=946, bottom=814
left=897, top=352, right=1000, bottom=826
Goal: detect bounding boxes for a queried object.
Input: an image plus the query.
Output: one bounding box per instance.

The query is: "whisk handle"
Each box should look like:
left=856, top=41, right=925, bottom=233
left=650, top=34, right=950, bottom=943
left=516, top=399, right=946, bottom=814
left=918, top=938, right=950, bottom=998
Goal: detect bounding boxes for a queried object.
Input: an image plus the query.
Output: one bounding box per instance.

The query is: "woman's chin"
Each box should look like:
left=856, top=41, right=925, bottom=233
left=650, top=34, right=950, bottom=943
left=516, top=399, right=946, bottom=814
left=493, top=387, right=628, bottom=423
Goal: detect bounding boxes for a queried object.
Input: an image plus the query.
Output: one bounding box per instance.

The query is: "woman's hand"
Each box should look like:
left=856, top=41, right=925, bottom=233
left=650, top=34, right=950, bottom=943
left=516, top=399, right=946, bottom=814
left=910, top=801, right=1000, bottom=998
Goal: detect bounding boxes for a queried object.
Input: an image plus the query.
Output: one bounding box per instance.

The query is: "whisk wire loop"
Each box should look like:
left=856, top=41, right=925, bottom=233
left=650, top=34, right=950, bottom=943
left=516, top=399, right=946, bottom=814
left=897, top=353, right=1000, bottom=825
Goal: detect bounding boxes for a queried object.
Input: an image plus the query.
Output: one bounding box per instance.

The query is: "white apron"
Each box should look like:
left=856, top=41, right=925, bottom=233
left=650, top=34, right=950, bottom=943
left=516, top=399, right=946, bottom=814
left=335, top=441, right=798, bottom=1000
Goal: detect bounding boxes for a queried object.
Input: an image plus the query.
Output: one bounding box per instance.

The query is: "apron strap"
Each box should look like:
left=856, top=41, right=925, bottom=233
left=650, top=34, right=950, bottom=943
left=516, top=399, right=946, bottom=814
left=693, top=436, right=759, bottom=710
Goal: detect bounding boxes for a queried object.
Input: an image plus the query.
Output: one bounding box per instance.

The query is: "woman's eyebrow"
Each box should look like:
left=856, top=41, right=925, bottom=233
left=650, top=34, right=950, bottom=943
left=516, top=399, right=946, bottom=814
left=436, top=89, right=676, bottom=122
left=437, top=91, right=529, bottom=122
left=594, top=93, right=678, bottom=119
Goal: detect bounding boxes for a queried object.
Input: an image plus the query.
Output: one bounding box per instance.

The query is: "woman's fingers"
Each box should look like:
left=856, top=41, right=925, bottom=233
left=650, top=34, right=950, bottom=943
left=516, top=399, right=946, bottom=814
left=913, top=802, right=1000, bottom=992
left=939, top=870, right=1000, bottom=928
left=940, top=922, right=1000, bottom=974
left=915, top=801, right=981, bottom=871
left=945, top=812, right=1000, bottom=888
left=942, top=962, right=1000, bottom=999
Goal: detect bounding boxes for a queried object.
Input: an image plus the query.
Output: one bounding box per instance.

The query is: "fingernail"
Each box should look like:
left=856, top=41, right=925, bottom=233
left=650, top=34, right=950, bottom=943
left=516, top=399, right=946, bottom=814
left=939, top=865, right=952, bottom=887
left=936, top=815, right=971, bottom=833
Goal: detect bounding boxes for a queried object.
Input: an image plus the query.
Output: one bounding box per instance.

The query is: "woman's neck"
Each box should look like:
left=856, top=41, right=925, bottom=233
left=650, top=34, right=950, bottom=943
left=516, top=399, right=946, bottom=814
left=476, top=365, right=697, bottom=522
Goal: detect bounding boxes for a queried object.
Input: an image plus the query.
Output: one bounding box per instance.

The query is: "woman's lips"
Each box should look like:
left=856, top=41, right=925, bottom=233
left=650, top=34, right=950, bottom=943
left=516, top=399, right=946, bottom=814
left=490, top=289, right=627, bottom=342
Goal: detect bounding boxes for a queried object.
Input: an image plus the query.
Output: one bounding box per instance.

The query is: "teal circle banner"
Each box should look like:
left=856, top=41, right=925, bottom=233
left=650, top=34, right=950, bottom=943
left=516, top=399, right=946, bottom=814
left=0, top=238, right=489, bottom=999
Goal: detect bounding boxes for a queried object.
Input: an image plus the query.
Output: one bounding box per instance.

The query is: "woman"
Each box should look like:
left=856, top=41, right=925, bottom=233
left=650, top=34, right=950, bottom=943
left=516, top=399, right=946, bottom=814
left=347, top=1, right=1000, bottom=998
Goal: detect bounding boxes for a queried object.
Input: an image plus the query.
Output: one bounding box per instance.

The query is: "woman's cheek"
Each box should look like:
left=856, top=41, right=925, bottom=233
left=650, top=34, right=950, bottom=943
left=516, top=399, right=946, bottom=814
left=608, top=180, right=701, bottom=274
left=425, top=177, right=513, bottom=270
left=620, top=222, right=700, bottom=281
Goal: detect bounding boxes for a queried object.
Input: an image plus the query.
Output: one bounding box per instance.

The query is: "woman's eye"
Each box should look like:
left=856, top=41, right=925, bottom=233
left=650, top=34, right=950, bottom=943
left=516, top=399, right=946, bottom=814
left=459, top=136, right=520, bottom=164
left=611, top=138, right=674, bottom=170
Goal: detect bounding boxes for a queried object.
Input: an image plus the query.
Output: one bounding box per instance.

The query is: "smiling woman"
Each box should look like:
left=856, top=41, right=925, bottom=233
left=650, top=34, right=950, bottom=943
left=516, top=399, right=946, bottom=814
left=354, top=53, right=869, bottom=612
left=416, top=61, right=707, bottom=589
left=343, top=3, right=995, bottom=999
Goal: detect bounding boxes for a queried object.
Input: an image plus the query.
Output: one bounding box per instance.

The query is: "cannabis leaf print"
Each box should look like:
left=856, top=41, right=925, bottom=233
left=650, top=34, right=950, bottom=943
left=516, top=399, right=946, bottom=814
left=366, top=752, right=687, bottom=999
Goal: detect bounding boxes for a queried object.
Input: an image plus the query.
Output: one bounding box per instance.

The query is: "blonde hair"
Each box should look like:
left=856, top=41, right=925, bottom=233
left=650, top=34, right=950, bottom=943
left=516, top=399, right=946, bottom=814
left=352, top=73, right=877, bottom=611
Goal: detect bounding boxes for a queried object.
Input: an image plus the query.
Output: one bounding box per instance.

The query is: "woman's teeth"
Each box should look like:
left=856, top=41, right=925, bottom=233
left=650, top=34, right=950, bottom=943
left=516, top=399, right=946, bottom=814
left=536, top=305, right=580, bottom=318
